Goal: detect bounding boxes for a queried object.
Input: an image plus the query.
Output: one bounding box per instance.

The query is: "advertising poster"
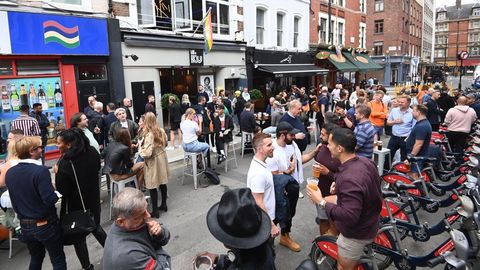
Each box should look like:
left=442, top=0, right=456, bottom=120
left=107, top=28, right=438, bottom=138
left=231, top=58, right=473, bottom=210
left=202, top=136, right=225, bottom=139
left=200, top=75, right=214, bottom=101
left=0, top=77, right=65, bottom=153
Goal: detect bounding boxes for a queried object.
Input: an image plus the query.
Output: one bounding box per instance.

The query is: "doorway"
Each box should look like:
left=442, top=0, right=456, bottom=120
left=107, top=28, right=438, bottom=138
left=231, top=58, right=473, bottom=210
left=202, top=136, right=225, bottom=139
left=131, top=81, right=154, bottom=122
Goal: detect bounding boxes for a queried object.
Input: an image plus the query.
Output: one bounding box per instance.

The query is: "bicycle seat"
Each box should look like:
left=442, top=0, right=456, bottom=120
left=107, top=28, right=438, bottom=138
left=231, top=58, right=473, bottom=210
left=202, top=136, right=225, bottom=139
left=382, top=190, right=398, bottom=198
left=407, top=155, right=437, bottom=163
left=394, top=181, right=417, bottom=191
left=438, top=130, right=448, bottom=134
left=433, top=139, right=448, bottom=145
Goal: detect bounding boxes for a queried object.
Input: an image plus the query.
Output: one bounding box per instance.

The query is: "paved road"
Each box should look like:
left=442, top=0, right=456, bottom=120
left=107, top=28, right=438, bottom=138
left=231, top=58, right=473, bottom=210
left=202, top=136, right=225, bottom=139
left=446, top=75, right=474, bottom=90
left=0, top=141, right=456, bottom=270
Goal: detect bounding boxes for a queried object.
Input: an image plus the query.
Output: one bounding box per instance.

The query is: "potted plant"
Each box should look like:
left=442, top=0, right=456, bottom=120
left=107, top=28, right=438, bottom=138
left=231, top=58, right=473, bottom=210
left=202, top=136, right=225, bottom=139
left=249, top=89, right=263, bottom=101
left=160, top=93, right=180, bottom=109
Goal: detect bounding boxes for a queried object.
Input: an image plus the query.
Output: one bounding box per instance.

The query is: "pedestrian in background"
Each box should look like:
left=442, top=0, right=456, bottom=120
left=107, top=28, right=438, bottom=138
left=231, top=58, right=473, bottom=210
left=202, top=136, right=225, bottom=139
left=30, top=103, right=49, bottom=164
left=167, top=96, right=183, bottom=150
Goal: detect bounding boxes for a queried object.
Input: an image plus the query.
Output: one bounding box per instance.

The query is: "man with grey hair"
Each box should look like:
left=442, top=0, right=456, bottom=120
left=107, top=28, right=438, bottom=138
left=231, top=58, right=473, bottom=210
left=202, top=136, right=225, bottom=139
left=103, top=188, right=171, bottom=270
left=279, top=99, right=308, bottom=152
left=121, top=97, right=133, bottom=120
left=108, top=107, right=139, bottom=143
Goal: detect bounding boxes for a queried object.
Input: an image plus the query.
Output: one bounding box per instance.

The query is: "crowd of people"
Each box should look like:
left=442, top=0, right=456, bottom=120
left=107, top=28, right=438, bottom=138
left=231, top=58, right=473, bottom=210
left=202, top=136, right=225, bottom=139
left=0, top=79, right=478, bottom=270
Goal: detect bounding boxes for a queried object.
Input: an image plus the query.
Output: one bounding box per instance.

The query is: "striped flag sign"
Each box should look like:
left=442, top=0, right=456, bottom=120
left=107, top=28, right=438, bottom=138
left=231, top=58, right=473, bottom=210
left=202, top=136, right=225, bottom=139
left=204, top=10, right=213, bottom=53
left=43, top=20, right=80, bottom=48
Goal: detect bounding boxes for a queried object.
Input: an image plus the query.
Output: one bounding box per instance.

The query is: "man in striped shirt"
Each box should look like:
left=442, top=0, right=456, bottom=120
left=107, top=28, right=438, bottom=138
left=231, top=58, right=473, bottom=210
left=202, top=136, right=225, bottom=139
left=10, top=105, right=41, bottom=137
left=354, top=104, right=376, bottom=159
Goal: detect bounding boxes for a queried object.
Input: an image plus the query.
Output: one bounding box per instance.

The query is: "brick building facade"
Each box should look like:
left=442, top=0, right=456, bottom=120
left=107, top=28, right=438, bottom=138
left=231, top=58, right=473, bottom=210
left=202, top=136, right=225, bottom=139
left=434, top=1, right=480, bottom=72
left=366, top=0, right=423, bottom=85
left=309, top=0, right=367, bottom=49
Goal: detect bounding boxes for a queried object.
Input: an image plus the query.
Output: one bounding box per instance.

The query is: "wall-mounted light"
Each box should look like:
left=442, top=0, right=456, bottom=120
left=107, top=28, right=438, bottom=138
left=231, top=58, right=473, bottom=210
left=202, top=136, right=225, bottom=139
left=124, top=54, right=139, bottom=61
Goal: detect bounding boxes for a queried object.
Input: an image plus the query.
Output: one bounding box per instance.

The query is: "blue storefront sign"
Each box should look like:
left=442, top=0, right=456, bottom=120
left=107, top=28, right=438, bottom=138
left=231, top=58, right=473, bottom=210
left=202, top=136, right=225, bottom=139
left=0, top=11, right=109, bottom=55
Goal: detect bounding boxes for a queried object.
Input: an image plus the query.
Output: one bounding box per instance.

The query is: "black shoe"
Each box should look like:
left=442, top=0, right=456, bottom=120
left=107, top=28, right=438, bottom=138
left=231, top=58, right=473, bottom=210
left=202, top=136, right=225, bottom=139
left=217, top=154, right=226, bottom=164
left=159, top=204, right=168, bottom=212
left=84, top=264, right=95, bottom=270
left=150, top=210, right=160, bottom=218
left=235, top=133, right=242, bottom=137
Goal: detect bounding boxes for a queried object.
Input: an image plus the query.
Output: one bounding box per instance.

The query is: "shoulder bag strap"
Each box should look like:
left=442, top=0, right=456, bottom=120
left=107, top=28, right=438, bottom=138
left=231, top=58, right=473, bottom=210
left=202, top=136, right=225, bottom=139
left=70, top=160, right=87, bottom=213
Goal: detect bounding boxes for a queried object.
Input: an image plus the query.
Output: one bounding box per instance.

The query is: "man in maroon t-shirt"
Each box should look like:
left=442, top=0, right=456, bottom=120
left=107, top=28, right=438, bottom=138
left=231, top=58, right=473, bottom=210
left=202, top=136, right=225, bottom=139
left=307, top=128, right=381, bottom=270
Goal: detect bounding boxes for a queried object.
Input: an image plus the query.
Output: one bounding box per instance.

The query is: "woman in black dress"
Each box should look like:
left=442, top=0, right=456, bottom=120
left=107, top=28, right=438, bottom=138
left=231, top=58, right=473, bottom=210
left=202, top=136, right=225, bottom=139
left=56, top=127, right=106, bottom=270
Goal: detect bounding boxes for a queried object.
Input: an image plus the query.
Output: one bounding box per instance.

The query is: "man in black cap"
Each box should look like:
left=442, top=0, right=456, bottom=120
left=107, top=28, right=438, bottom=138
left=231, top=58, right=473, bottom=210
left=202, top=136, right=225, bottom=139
left=266, top=122, right=321, bottom=252
left=194, top=188, right=275, bottom=269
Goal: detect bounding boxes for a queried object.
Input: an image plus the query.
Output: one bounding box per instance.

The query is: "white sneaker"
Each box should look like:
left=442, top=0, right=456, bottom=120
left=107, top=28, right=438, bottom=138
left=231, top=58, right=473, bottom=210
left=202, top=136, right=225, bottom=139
left=298, top=191, right=304, bottom=199
left=165, top=146, right=174, bottom=150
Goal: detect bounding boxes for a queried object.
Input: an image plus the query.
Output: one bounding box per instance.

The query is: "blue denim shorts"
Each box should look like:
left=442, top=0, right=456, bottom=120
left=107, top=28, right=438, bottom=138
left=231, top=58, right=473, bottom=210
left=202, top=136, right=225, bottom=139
left=183, top=140, right=210, bottom=155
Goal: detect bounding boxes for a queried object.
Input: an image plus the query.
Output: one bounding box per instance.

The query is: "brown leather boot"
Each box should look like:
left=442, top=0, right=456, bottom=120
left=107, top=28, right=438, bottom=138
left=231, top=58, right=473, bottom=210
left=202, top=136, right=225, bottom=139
left=279, top=233, right=301, bottom=252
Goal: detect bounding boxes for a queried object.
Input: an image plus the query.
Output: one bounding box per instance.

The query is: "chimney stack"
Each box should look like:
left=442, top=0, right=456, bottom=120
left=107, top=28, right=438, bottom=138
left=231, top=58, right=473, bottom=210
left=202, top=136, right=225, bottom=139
left=456, top=0, right=462, bottom=9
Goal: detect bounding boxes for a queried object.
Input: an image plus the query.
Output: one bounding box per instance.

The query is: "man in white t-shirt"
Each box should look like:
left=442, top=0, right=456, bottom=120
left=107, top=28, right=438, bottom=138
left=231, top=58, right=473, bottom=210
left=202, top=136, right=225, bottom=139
left=247, top=133, right=279, bottom=240
left=266, top=121, right=321, bottom=252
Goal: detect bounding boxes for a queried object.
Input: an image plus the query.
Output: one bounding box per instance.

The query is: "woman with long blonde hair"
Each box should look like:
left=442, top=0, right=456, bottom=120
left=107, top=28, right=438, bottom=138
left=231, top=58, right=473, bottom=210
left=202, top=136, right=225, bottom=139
left=0, top=129, right=24, bottom=187
left=139, top=112, right=170, bottom=217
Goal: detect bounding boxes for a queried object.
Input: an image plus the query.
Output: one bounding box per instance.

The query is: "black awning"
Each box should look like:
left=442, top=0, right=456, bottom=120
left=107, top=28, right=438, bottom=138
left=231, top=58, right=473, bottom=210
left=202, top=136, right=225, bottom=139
left=257, top=64, right=328, bottom=77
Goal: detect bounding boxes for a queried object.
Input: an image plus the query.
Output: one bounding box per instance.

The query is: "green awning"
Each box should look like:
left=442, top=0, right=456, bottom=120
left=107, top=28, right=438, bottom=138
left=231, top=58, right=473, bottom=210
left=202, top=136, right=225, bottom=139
left=343, top=52, right=383, bottom=71
left=315, top=50, right=359, bottom=72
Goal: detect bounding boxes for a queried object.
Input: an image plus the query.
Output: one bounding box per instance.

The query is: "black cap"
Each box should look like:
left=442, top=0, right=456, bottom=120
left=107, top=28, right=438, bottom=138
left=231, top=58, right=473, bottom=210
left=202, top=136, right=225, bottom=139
left=277, top=121, right=301, bottom=135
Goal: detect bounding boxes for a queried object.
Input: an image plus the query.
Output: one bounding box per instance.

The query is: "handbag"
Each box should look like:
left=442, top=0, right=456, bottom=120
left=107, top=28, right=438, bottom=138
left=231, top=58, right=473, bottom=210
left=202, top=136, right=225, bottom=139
left=61, top=161, right=96, bottom=236
left=311, top=97, right=320, bottom=112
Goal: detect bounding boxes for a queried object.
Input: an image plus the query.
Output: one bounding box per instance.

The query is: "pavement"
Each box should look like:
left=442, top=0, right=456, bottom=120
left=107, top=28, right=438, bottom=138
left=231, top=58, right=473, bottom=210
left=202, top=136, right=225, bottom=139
left=0, top=114, right=461, bottom=269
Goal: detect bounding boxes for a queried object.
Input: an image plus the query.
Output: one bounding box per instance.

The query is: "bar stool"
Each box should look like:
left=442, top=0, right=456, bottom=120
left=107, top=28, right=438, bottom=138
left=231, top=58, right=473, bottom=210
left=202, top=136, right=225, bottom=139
left=109, top=175, right=138, bottom=219
left=241, top=132, right=254, bottom=158
left=216, top=141, right=238, bottom=173
left=373, top=148, right=391, bottom=176
left=183, top=152, right=206, bottom=190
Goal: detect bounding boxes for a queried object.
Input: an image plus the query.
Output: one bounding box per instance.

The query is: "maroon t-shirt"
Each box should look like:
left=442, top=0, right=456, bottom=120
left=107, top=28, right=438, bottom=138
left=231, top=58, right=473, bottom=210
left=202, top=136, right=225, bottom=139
left=314, top=144, right=341, bottom=197
left=325, top=156, right=382, bottom=240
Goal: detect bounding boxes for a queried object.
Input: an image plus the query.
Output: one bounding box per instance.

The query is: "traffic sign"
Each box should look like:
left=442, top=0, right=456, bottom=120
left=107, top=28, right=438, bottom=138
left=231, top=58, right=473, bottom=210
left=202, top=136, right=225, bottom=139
left=458, top=51, right=469, bottom=60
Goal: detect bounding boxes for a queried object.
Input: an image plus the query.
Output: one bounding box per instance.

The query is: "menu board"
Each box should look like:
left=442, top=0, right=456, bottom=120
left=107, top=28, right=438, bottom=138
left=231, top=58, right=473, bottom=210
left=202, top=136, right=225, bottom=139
left=0, top=77, right=65, bottom=153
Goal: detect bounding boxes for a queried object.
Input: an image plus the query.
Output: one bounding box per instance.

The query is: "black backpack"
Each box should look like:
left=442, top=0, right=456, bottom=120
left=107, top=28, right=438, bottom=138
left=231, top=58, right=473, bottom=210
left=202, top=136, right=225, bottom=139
left=204, top=167, right=220, bottom=185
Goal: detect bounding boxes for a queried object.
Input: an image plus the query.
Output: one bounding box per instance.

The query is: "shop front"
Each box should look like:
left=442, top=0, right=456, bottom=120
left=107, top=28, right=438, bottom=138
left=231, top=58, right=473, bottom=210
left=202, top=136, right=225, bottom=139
left=246, top=48, right=328, bottom=98
left=121, top=31, right=247, bottom=126
left=0, top=11, right=112, bottom=160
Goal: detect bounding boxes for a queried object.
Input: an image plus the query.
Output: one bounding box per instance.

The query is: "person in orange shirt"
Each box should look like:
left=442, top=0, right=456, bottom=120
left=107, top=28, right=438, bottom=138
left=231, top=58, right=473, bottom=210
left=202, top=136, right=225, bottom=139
left=417, top=85, right=428, bottom=104
left=368, top=90, right=389, bottom=140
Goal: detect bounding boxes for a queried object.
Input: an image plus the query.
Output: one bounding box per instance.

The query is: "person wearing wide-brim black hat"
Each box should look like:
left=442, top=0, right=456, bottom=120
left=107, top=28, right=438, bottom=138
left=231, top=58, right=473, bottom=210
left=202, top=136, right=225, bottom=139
left=193, top=188, right=276, bottom=270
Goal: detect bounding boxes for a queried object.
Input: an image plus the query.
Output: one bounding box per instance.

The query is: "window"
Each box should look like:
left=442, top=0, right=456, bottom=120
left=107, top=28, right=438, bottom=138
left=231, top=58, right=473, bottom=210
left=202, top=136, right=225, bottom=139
left=337, top=0, right=344, bottom=7
left=375, top=0, right=384, bottom=12
left=374, top=20, right=384, bottom=34
left=338, top=22, right=344, bottom=45
left=469, top=47, right=480, bottom=55
left=174, top=0, right=193, bottom=31
left=434, top=48, right=445, bottom=58
left=0, top=60, right=13, bottom=76
left=437, top=23, right=448, bottom=31
left=435, top=35, right=448, bottom=44
left=277, top=13, right=284, bottom=47
left=137, top=0, right=155, bottom=26
left=360, top=0, right=366, bottom=13
left=16, top=60, right=59, bottom=76
left=49, top=0, right=92, bottom=11
left=438, top=12, right=446, bottom=20
left=474, top=8, right=480, bottom=16
left=78, top=65, right=107, bottom=81
left=319, top=18, right=327, bottom=43
left=218, top=2, right=229, bottom=35
left=472, top=20, right=480, bottom=28
left=470, top=33, right=480, bottom=42
left=359, top=25, right=366, bottom=48
left=373, top=42, right=383, bottom=55
left=293, top=16, right=300, bottom=48
left=256, top=8, right=265, bottom=45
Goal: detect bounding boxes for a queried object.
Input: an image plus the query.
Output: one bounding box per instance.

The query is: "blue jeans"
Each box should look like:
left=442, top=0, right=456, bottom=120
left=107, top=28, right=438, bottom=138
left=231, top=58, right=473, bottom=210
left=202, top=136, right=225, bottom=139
left=183, top=140, right=210, bottom=155
left=19, top=217, right=67, bottom=270
left=373, top=125, right=384, bottom=139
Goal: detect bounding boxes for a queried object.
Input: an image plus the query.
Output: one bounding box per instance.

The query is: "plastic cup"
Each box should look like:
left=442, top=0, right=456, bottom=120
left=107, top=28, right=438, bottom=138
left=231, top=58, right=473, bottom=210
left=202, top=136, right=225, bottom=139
left=307, top=177, right=319, bottom=191
left=312, top=163, right=321, bottom=178
left=377, top=141, right=383, bottom=151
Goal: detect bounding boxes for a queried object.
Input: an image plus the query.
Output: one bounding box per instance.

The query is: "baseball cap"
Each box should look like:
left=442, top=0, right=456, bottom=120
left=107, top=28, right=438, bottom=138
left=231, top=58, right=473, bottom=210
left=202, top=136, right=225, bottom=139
left=277, top=121, right=301, bottom=135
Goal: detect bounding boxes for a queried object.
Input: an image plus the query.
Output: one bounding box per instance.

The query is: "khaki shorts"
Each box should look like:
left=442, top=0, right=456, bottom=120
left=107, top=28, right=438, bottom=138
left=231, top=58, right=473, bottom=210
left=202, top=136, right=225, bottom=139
left=337, top=234, right=373, bottom=261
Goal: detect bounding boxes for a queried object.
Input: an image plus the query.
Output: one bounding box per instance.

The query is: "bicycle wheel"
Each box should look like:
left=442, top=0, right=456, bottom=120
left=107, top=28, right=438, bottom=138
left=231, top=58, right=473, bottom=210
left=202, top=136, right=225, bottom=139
left=309, top=236, right=372, bottom=270
left=309, top=236, right=338, bottom=270
left=373, top=230, right=396, bottom=270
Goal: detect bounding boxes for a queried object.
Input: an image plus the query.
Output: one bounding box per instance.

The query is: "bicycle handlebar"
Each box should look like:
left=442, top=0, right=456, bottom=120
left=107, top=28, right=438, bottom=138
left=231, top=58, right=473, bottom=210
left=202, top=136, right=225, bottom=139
left=427, top=255, right=445, bottom=267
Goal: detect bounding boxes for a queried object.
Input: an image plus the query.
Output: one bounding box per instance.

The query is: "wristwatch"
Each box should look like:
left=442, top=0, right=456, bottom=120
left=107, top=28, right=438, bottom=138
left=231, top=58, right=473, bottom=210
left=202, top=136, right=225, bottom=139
left=319, top=199, right=327, bottom=208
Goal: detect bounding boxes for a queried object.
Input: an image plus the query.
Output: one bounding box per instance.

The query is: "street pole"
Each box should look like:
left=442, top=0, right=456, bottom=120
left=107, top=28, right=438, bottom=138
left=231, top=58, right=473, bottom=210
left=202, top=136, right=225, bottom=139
left=459, top=59, right=463, bottom=90
left=328, top=0, right=332, bottom=45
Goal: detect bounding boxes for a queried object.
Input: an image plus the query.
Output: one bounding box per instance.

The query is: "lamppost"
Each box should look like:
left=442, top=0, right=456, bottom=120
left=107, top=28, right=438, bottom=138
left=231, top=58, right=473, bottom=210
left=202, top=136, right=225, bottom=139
left=328, top=0, right=333, bottom=45
left=384, top=50, right=391, bottom=86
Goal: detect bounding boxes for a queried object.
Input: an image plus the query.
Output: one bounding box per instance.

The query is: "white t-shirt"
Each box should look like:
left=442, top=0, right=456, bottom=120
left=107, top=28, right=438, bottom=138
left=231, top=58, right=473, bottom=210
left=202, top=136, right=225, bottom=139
left=180, top=119, right=199, bottom=144
left=247, top=157, right=276, bottom=220
left=266, top=140, right=302, bottom=183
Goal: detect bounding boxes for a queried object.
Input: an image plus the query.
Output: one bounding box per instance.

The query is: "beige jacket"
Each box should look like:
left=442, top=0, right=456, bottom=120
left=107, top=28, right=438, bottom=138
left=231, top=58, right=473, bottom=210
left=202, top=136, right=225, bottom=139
left=139, top=131, right=170, bottom=188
